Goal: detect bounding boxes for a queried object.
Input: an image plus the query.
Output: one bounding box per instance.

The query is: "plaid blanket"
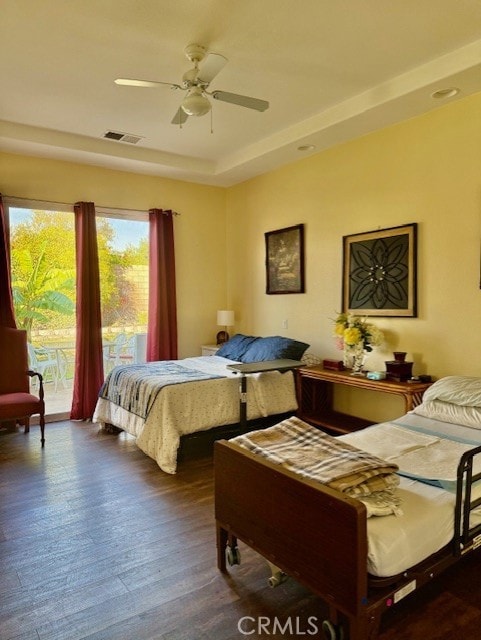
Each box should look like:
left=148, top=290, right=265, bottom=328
left=99, top=361, right=223, bottom=420
left=231, top=416, right=401, bottom=517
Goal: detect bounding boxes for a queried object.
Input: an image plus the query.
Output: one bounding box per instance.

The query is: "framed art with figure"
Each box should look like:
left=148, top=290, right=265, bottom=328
left=342, top=223, right=417, bottom=317
left=265, top=224, right=305, bottom=295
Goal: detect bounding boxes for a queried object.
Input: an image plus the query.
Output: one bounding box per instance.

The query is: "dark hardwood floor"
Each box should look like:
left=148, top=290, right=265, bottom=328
left=1, top=421, right=481, bottom=640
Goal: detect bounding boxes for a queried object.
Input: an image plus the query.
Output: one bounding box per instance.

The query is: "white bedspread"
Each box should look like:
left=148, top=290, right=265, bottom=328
left=93, top=356, right=298, bottom=474
left=340, top=414, right=481, bottom=576
left=341, top=418, right=481, bottom=487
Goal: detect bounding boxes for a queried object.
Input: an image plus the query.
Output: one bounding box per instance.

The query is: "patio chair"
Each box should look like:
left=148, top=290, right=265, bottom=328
left=104, top=334, right=134, bottom=372
left=27, top=343, right=59, bottom=391
left=119, top=335, right=135, bottom=364
left=56, top=347, right=75, bottom=388
left=0, top=327, right=46, bottom=446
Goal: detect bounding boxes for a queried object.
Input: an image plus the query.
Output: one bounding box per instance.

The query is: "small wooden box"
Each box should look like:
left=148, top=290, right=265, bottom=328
left=323, top=359, right=345, bottom=371
left=385, top=360, right=413, bottom=382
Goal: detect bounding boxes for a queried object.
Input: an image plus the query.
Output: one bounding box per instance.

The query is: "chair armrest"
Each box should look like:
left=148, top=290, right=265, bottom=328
left=28, top=370, right=45, bottom=401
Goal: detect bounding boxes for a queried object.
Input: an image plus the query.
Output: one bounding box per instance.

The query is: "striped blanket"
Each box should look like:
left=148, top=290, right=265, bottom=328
left=231, top=416, right=401, bottom=517
left=99, top=361, right=223, bottom=420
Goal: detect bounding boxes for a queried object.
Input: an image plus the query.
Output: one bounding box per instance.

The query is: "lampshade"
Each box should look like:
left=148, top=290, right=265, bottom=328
left=181, top=88, right=211, bottom=116
left=217, top=310, right=235, bottom=327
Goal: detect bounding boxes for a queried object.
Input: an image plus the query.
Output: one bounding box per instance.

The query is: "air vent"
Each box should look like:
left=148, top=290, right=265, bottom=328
left=103, top=130, right=143, bottom=144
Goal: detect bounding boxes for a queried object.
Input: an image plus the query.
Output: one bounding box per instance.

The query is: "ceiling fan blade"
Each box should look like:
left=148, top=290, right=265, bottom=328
left=115, top=78, right=181, bottom=90
left=211, top=90, right=269, bottom=112
left=171, top=106, right=189, bottom=125
left=197, top=52, right=227, bottom=84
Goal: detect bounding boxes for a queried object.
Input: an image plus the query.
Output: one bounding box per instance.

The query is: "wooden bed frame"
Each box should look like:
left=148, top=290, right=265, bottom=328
left=214, top=439, right=481, bottom=640
left=176, top=411, right=294, bottom=460
left=104, top=411, right=295, bottom=461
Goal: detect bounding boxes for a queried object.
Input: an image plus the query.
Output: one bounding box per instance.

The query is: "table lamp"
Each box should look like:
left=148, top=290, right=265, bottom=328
left=216, top=310, right=235, bottom=344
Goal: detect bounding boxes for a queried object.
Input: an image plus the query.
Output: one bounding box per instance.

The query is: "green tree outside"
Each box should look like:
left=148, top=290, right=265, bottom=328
left=12, top=243, right=75, bottom=338
left=10, top=210, right=148, bottom=339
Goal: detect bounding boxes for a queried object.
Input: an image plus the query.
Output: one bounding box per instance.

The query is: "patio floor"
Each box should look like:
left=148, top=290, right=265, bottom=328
left=42, top=381, right=74, bottom=419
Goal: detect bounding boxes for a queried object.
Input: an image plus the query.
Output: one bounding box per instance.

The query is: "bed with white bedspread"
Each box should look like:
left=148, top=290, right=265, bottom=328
left=93, top=355, right=299, bottom=473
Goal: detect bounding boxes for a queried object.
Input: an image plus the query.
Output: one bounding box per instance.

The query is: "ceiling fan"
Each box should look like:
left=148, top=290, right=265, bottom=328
left=115, top=43, right=269, bottom=125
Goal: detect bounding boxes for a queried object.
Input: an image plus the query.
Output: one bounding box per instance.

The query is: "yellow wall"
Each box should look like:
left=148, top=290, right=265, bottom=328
left=0, top=153, right=227, bottom=357
left=226, top=92, right=481, bottom=421
left=2, top=91, right=481, bottom=422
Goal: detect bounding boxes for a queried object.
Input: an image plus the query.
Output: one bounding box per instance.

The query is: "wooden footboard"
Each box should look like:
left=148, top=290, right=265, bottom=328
left=214, top=439, right=370, bottom=638
left=215, top=438, right=481, bottom=639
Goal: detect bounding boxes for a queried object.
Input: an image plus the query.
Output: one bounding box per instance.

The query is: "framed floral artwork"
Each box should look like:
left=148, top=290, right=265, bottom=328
left=265, top=224, right=305, bottom=294
left=342, top=223, right=417, bottom=317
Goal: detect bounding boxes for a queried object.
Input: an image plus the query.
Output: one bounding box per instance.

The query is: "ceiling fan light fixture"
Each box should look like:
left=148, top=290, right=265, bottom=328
left=181, top=88, right=211, bottom=116
left=116, top=44, right=269, bottom=125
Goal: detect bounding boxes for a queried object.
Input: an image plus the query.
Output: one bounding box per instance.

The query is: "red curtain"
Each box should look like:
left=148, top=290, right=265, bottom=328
left=0, top=195, right=16, bottom=328
left=147, top=209, right=178, bottom=361
left=71, top=202, right=104, bottom=419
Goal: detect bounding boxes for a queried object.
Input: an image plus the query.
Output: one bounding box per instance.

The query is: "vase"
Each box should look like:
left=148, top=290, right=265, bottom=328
left=350, top=343, right=366, bottom=376
left=343, top=347, right=352, bottom=369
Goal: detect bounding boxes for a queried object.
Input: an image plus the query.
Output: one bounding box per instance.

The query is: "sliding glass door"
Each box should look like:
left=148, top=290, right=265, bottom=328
left=97, top=215, right=148, bottom=374
left=8, top=206, right=76, bottom=417
left=7, top=204, right=149, bottom=419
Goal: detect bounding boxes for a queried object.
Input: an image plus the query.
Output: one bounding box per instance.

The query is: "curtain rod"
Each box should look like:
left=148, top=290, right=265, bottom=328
left=2, top=194, right=180, bottom=216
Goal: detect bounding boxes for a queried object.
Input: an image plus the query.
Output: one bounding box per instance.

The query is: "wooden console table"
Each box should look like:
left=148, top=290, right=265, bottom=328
left=296, top=366, right=432, bottom=435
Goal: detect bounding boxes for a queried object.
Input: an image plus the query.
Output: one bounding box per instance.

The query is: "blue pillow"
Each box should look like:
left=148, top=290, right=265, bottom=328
left=215, top=334, right=257, bottom=360
left=240, top=336, right=309, bottom=363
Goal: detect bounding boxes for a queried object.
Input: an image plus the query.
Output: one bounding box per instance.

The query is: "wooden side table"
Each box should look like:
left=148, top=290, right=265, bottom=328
left=201, top=344, right=219, bottom=356
left=296, top=366, right=432, bottom=435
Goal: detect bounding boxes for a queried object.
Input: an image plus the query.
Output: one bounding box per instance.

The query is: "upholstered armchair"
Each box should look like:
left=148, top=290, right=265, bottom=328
left=0, top=326, right=46, bottom=446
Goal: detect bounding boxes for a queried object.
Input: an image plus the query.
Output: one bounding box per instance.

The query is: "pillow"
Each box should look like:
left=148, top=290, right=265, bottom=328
left=301, top=352, right=322, bottom=367
left=412, top=399, right=481, bottom=430
left=240, top=336, right=309, bottom=363
left=215, top=334, right=257, bottom=360
left=421, top=376, right=481, bottom=408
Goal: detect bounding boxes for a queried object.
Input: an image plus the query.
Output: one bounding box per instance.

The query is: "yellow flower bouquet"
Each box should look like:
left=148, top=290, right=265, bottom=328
left=333, top=313, right=384, bottom=374
left=333, top=312, right=384, bottom=352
